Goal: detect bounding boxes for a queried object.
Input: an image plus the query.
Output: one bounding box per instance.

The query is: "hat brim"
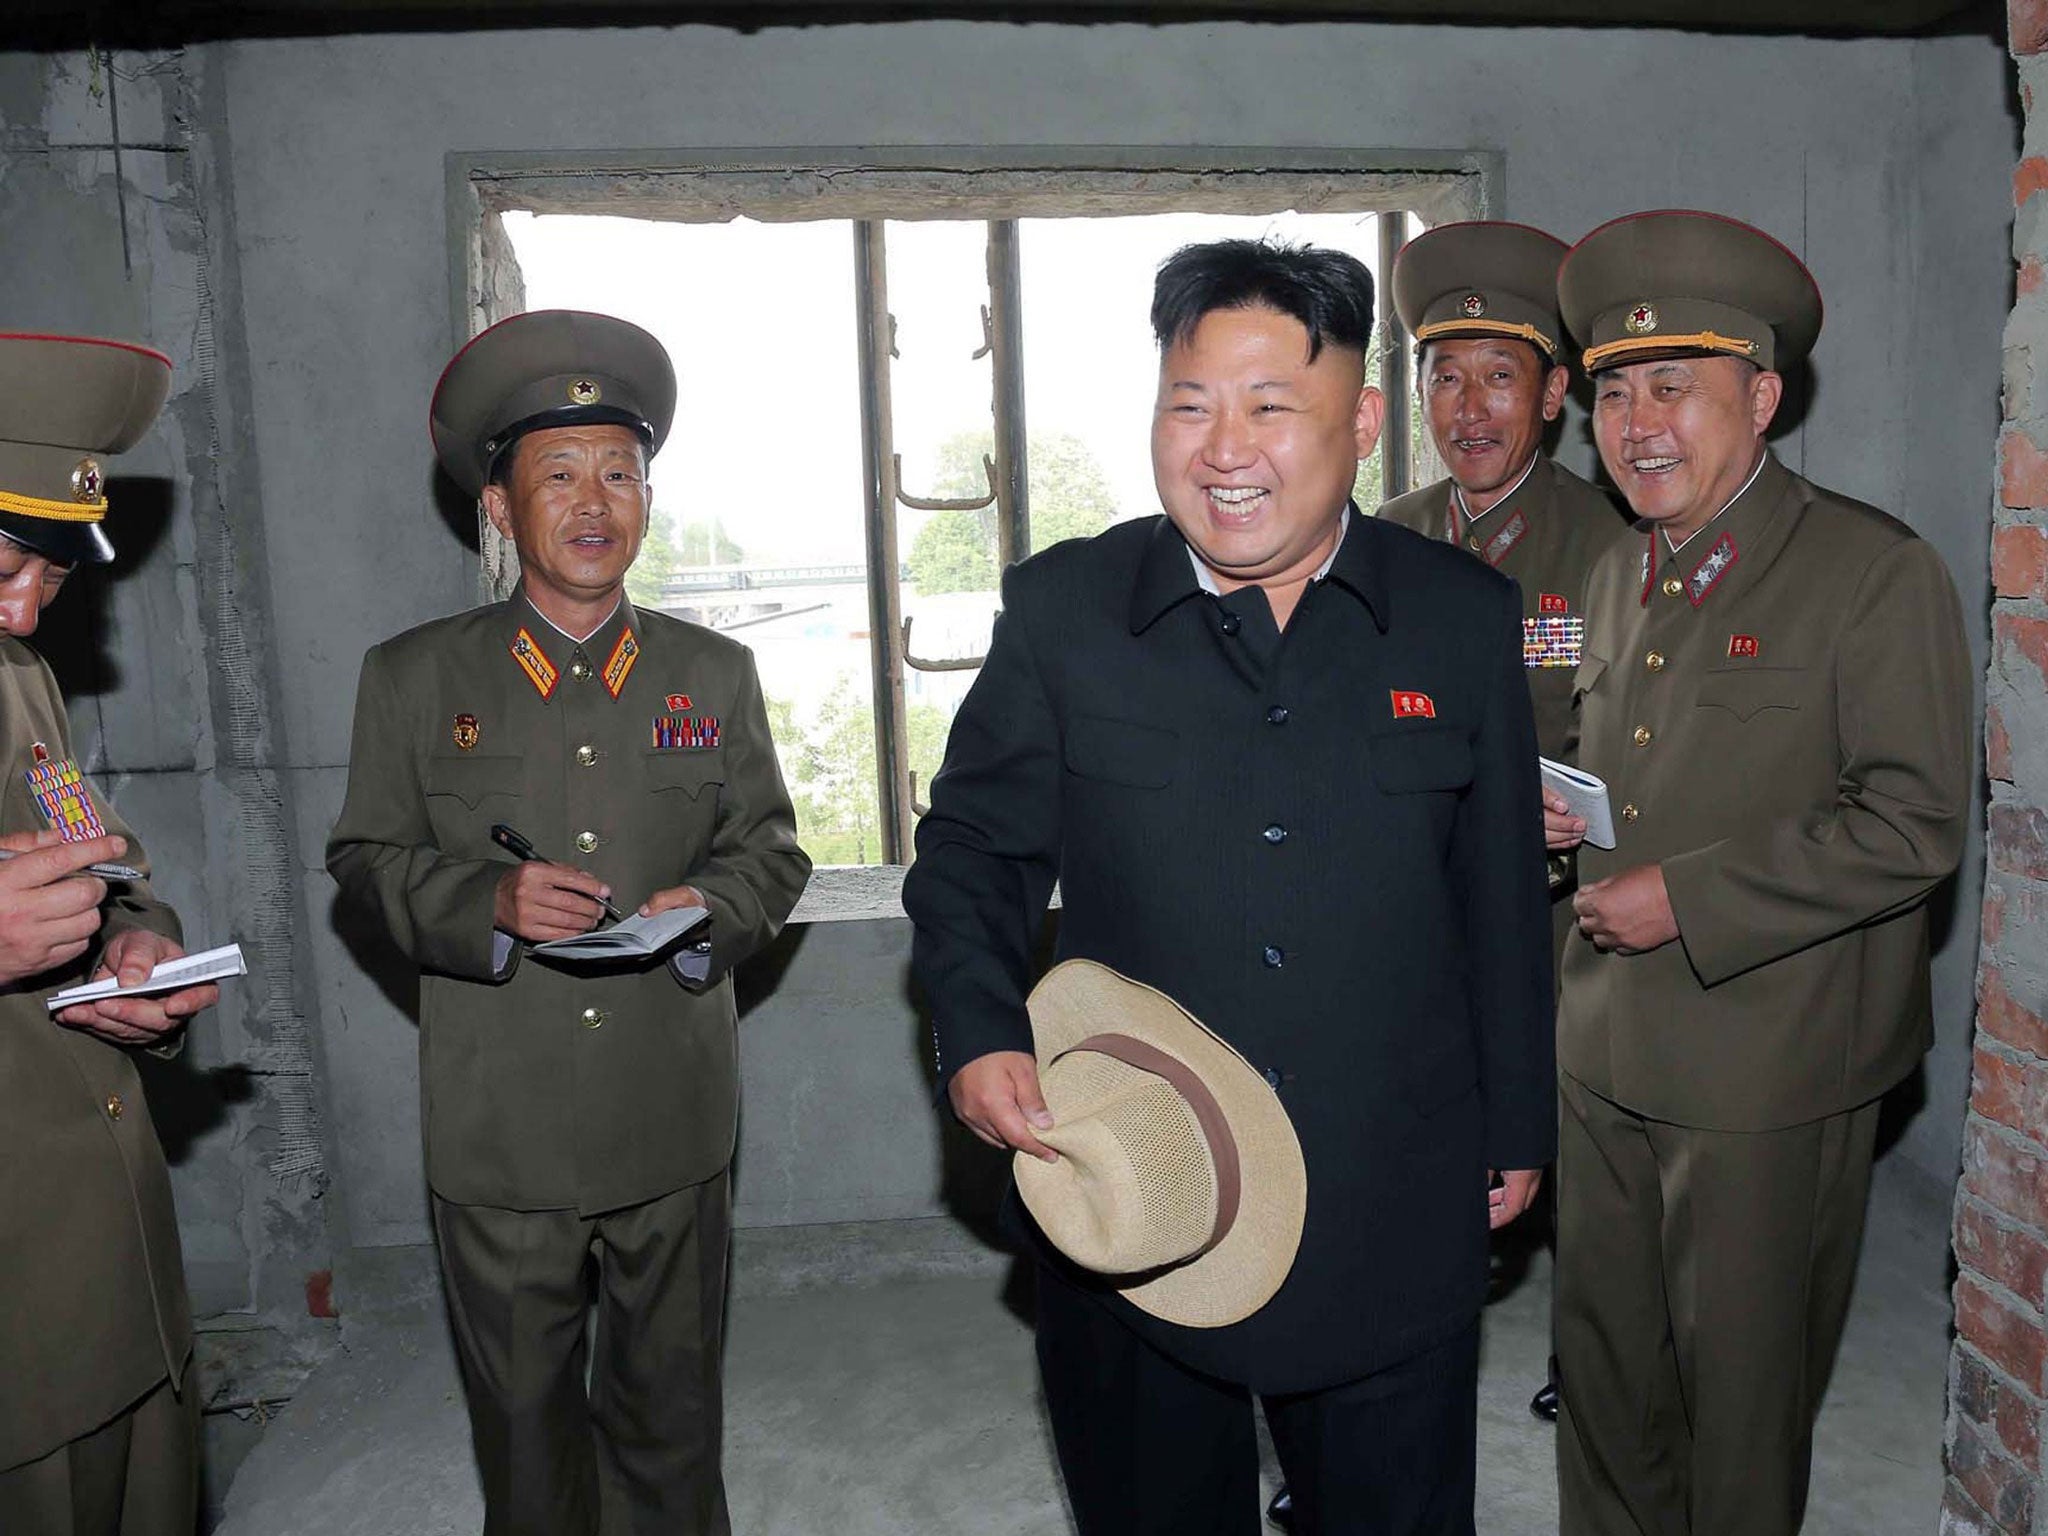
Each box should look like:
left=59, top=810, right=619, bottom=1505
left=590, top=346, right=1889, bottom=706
left=0, top=509, right=114, bottom=566
left=1022, top=959, right=1307, bottom=1329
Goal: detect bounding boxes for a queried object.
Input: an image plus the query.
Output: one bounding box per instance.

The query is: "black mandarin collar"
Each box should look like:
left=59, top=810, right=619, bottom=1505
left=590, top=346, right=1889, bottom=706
left=1126, top=507, right=1389, bottom=637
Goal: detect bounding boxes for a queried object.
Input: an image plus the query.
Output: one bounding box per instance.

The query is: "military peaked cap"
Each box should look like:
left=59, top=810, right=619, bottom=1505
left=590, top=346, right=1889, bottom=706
left=1559, top=210, right=1822, bottom=375
left=431, top=310, right=677, bottom=498
left=0, top=333, right=172, bottom=566
left=1392, top=221, right=1570, bottom=362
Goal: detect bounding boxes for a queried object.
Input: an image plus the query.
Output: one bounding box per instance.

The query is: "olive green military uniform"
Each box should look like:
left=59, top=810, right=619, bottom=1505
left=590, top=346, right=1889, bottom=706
left=0, top=332, right=201, bottom=1536
left=1383, top=219, right=1632, bottom=964
left=1378, top=457, right=1624, bottom=764
left=0, top=642, right=197, bottom=1526
left=1552, top=215, right=1972, bottom=1536
left=328, top=591, right=807, bottom=1532
left=327, top=310, right=809, bottom=1536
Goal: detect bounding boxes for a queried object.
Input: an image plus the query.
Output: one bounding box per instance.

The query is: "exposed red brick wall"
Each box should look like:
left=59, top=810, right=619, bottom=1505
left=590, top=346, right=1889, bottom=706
left=1949, top=21, right=2048, bottom=1532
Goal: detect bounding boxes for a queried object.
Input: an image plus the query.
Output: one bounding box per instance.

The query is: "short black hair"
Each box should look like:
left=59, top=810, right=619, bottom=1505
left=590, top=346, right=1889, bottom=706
left=1151, top=239, right=1376, bottom=362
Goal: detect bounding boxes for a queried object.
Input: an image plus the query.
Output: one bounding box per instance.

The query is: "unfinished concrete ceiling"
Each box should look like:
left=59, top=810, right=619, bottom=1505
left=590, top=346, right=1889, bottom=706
left=13, top=0, right=1990, bottom=44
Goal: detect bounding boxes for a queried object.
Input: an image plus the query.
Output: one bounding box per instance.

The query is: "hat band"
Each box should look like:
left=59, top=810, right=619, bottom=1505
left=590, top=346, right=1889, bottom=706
left=1413, top=318, right=1558, bottom=359
left=1066, top=1032, right=1243, bottom=1258
left=1583, top=330, right=1760, bottom=373
left=0, top=487, right=106, bottom=525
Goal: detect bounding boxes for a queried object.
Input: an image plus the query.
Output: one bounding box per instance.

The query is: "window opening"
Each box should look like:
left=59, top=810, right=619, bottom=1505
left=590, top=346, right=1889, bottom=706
left=478, top=164, right=1473, bottom=869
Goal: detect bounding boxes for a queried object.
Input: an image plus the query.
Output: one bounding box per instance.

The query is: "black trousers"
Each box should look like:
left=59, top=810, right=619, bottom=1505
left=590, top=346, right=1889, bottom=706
left=1035, top=1260, right=1479, bottom=1536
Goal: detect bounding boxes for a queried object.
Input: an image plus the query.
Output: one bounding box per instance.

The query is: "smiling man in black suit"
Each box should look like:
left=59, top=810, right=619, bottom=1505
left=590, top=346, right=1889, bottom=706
left=904, top=239, right=1556, bottom=1536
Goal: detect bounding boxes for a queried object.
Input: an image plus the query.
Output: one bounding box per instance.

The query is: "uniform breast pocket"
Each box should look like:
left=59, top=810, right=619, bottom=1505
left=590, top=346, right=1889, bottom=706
left=646, top=749, right=726, bottom=801
left=1694, top=666, right=1807, bottom=721
left=423, top=755, right=522, bottom=851
left=1572, top=654, right=1610, bottom=703
left=424, top=755, right=522, bottom=808
left=1062, top=716, right=1178, bottom=789
left=1367, top=724, right=1473, bottom=795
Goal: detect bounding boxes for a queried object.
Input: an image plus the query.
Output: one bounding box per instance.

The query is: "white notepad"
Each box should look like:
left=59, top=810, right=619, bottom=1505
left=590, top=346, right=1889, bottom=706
left=532, top=904, right=710, bottom=962
left=47, top=942, right=248, bottom=1011
left=1539, top=757, right=1617, bottom=850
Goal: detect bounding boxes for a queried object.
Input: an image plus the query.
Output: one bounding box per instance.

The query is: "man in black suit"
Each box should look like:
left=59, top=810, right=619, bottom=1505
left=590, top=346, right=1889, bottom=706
left=903, top=240, right=1556, bottom=1536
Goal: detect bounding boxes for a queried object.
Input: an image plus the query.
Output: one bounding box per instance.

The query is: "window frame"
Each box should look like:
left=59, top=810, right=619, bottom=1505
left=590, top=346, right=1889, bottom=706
left=449, top=146, right=1497, bottom=884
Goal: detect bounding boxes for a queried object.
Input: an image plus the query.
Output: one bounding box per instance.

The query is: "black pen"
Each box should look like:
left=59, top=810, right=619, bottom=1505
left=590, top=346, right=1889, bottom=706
left=489, top=822, right=625, bottom=924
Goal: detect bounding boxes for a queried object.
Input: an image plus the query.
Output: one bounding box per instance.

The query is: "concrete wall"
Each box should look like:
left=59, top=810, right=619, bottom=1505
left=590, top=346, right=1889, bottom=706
left=0, top=47, right=337, bottom=1407
left=0, top=14, right=2017, bottom=1353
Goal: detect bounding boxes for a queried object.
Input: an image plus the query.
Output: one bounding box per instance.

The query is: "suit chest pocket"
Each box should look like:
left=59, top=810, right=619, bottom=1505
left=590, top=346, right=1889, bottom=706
left=1694, top=666, right=1806, bottom=721
left=1063, top=716, right=1177, bottom=789
left=1368, top=725, right=1473, bottom=795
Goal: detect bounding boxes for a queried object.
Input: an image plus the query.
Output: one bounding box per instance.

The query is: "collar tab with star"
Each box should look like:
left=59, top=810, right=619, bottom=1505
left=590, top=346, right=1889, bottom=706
left=510, top=627, right=560, bottom=699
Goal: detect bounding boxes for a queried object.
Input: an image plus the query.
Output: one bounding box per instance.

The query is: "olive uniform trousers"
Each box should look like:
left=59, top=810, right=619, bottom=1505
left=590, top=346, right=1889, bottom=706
left=1554, top=1070, right=1879, bottom=1536
left=0, top=1364, right=198, bottom=1536
left=431, top=1171, right=733, bottom=1536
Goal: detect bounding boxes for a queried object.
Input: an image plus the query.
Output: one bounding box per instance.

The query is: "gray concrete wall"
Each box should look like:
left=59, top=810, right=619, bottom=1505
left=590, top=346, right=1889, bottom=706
left=0, top=46, right=337, bottom=1408
left=1898, top=33, right=2018, bottom=1198
left=0, top=17, right=2017, bottom=1342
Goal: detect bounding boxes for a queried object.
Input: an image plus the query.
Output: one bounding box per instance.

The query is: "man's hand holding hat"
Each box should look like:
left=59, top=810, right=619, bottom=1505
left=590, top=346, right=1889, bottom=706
left=949, top=1049, right=1058, bottom=1165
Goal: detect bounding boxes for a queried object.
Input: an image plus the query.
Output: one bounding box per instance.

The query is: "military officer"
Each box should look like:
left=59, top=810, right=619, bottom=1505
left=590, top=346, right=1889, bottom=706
left=1373, top=220, right=1632, bottom=1450
left=0, top=333, right=220, bottom=1536
left=1546, top=212, right=1971, bottom=1536
left=326, top=310, right=810, bottom=1536
left=1379, top=220, right=1628, bottom=767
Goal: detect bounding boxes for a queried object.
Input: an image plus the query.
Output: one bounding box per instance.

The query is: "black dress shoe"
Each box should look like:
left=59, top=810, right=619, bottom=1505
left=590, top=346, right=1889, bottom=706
left=1529, top=1377, right=1560, bottom=1422
left=1266, top=1485, right=1296, bottom=1530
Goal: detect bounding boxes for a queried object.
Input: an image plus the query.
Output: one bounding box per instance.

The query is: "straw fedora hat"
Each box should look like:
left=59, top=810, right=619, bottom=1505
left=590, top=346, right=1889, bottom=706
left=1015, top=959, right=1307, bottom=1328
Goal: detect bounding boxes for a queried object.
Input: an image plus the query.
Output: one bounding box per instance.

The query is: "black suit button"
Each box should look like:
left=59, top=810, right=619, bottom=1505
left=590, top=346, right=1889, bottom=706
left=1266, top=705, right=1289, bottom=725
left=1220, top=612, right=1243, bottom=636
left=1262, top=944, right=1285, bottom=968
left=1262, top=823, right=1287, bottom=844
left=1264, top=1067, right=1283, bottom=1090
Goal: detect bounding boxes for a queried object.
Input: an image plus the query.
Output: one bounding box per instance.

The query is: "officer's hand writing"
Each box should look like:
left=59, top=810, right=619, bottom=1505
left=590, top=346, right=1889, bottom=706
left=0, top=829, right=116, bottom=986
left=1543, top=788, right=1586, bottom=851
left=1489, top=1167, right=1542, bottom=1230
left=493, top=860, right=612, bottom=942
left=55, top=929, right=217, bottom=1047
left=639, top=883, right=706, bottom=919
left=1573, top=864, right=1679, bottom=954
left=949, top=1050, right=1058, bottom=1164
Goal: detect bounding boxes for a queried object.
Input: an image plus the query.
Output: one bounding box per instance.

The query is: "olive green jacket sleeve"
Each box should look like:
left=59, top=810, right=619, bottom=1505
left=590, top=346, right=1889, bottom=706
left=1661, top=535, right=1971, bottom=987
left=326, top=641, right=508, bottom=982
left=671, top=646, right=810, bottom=989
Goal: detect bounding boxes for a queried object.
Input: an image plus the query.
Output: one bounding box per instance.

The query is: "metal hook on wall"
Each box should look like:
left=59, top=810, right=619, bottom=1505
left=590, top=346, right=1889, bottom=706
left=894, top=452, right=997, bottom=513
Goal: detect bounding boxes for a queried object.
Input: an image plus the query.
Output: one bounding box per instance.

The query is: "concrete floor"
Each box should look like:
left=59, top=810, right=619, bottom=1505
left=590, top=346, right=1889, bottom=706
left=214, top=1171, right=1952, bottom=1535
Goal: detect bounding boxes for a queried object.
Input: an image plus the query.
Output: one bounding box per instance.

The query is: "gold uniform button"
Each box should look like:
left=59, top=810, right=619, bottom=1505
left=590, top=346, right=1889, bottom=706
left=1646, top=651, right=1666, bottom=672
left=575, top=830, right=599, bottom=854
left=1632, top=725, right=1653, bottom=747
left=581, top=1007, right=605, bottom=1029
left=575, top=744, right=598, bottom=767
left=105, top=1093, right=124, bottom=1121
left=1622, top=803, right=1640, bottom=822
left=569, top=659, right=593, bottom=681
left=1466, top=536, right=1482, bottom=552
left=1662, top=576, right=1684, bottom=598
